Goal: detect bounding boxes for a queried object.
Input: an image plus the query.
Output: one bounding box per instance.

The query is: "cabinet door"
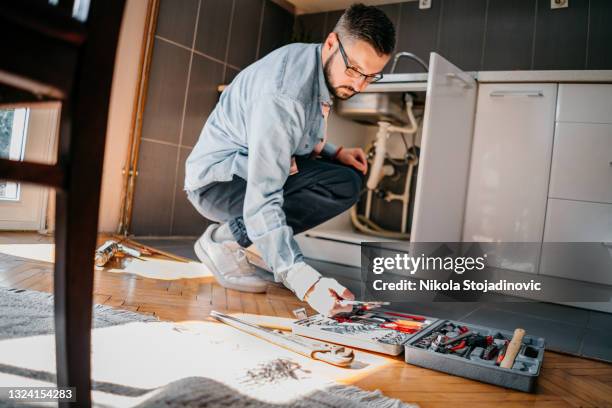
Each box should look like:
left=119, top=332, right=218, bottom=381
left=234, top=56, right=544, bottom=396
left=540, top=199, right=612, bottom=285
left=549, top=122, right=612, bottom=204
left=462, top=83, right=557, bottom=273
left=410, top=53, right=477, bottom=243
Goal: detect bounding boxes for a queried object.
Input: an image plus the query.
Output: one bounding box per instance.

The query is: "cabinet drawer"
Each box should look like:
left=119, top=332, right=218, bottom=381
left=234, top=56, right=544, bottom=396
left=543, top=199, right=612, bottom=242
left=557, top=84, right=612, bottom=124
left=549, top=122, right=612, bottom=204
left=540, top=199, right=612, bottom=285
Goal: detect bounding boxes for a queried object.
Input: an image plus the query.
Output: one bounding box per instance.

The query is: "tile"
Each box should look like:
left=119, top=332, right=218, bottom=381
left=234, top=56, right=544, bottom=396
left=487, top=301, right=590, bottom=328
left=181, top=54, right=225, bottom=148
left=394, top=0, right=441, bottom=73
left=224, top=66, right=240, bottom=85
left=294, top=12, right=327, bottom=43
left=580, top=328, right=612, bottom=362
left=172, top=147, right=211, bottom=236
left=195, top=0, right=233, bottom=61
left=437, top=0, right=487, bottom=71
left=392, top=302, right=483, bottom=321
left=587, top=310, right=612, bottom=331
left=324, top=10, right=343, bottom=37
left=376, top=3, right=400, bottom=73
left=131, top=141, right=178, bottom=236
left=129, top=238, right=199, bottom=260
left=378, top=3, right=401, bottom=73
left=141, top=39, right=190, bottom=144
left=533, top=0, right=588, bottom=70
left=160, top=245, right=198, bottom=261
left=378, top=3, right=401, bottom=31
left=482, top=0, right=536, bottom=70
left=151, top=243, right=199, bottom=261
left=227, top=0, right=264, bottom=68
left=305, top=258, right=361, bottom=280
left=461, top=305, right=584, bottom=354
left=258, top=0, right=294, bottom=58
left=156, top=0, right=199, bottom=47
left=586, top=0, right=612, bottom=69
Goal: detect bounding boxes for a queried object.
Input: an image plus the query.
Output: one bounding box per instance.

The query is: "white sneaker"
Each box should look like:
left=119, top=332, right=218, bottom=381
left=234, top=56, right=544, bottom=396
left=194, top=223, right=268, bottom=293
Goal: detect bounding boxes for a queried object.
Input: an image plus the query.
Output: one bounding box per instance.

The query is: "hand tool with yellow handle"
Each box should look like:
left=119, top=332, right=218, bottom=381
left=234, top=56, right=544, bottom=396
left=391, top=319, right=423, bottom=328
left=500, top=328, right=526, bottom=369
left=210, top=311, right=355, bottom=367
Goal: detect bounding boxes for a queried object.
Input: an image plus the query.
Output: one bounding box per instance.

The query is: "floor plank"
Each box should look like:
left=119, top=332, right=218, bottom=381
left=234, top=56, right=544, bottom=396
left=0, top=232, right=611, bottom=407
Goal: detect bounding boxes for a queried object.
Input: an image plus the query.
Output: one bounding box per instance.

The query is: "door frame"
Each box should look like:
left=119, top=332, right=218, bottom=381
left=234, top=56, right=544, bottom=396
left=0, top=101, right=61, bottom=231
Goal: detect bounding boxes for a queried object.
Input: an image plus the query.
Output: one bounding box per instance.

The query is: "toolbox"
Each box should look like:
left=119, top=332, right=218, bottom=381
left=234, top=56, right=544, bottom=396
left=292, top=310, right=439, bottom=355
left=404, top=319, right=545, bottom=392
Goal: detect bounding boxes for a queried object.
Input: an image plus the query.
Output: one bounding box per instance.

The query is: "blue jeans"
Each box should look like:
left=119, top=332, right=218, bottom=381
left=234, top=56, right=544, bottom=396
left=187, top=156, right=364, bottom=247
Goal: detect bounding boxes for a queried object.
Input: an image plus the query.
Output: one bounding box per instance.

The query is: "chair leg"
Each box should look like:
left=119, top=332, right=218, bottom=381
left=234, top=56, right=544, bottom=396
left=53, top=2, right=125, bottom=406
left=53, top=188, right=97, bottom=406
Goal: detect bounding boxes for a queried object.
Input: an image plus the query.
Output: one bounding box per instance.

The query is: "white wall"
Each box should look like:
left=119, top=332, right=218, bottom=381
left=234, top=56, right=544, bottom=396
left=45, top=0, right=150, bottom=233
left=97, top=0, right=151, bottom=232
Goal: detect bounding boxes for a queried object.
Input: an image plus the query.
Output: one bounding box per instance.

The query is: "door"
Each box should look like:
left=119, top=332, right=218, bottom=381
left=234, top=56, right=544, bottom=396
left=461, top=83, right=557, bottom=274
left=410, top=53, right=477, bottom=243
left=0, top=103, right=60, bottom=230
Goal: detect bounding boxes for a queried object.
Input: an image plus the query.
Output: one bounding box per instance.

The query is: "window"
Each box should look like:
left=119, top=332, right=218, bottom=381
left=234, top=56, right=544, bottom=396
left=0, top=108, right=29, bottom=201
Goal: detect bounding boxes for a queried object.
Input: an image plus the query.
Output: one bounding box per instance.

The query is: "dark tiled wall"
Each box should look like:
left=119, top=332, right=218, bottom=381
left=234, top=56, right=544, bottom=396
left=296, top=0, right=612, bottom=72
left=132, top=0, right=293, bottom=236
left=133, top=0, right=612, bottom=236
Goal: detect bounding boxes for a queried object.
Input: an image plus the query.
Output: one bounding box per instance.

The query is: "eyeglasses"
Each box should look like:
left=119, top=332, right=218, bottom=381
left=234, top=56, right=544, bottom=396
left=336, top=34, right=384, bottom=84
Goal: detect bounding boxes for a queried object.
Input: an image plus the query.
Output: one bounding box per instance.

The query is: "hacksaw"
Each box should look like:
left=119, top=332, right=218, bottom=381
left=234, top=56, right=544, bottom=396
left=210, top=311, right=355, bottom=367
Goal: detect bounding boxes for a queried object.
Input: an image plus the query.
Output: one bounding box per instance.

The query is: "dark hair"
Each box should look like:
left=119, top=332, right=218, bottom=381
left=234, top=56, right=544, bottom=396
left=334, top=3, right=396, bottom=55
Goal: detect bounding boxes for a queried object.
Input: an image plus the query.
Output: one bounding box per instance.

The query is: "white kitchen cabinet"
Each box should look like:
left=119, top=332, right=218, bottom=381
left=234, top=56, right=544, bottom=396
left=539, top=83, right=612, bottom=287
left=410, top=53, right=477, bottom=243
left=549, top=122, right=612, bottom=204
left=540, top=198, right=612, bottom=285
left=462, top=83, right=558, bottom=273
left=556, top=84, right=612, bottom=124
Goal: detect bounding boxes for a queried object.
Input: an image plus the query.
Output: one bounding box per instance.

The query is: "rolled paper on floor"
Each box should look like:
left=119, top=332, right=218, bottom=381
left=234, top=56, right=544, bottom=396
left=500, top=328, right=526, bottom=369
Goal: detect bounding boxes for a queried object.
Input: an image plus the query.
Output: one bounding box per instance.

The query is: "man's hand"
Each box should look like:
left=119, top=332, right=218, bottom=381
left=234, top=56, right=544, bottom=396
left=336, top=147, right=368, bottom=175
left=304, top=277, right=355, bottom=316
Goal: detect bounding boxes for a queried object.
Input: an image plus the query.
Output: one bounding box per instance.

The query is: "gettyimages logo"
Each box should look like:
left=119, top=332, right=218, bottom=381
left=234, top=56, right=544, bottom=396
left=371, top=253, right=488, bottom=275
left=360, top=242, right=612, bottom=303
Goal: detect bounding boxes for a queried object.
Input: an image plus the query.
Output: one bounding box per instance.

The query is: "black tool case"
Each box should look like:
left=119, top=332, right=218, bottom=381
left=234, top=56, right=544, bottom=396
left=404, top=319, right=545, bottom=392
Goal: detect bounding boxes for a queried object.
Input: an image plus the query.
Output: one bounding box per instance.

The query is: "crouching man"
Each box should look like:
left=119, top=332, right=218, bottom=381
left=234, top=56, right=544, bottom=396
left=185, top=4, right=395, bottom=316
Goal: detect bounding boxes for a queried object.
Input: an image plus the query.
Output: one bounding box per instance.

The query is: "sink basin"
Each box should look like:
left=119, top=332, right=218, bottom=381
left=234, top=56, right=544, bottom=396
left=336, top=92, right=409, bottom=126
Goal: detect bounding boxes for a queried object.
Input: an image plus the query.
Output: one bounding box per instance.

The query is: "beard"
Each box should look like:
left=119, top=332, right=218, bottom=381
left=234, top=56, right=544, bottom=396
left=323, top=51, right=358, bottom=100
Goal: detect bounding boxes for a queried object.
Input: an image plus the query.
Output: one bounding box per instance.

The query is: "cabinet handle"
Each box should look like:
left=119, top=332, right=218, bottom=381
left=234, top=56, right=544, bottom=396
left=489, top=90, right=544, bottom=98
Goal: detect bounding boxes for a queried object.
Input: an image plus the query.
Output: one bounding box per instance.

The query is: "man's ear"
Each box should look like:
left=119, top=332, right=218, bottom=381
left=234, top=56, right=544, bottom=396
left=324, top=32, right=336, bottom=51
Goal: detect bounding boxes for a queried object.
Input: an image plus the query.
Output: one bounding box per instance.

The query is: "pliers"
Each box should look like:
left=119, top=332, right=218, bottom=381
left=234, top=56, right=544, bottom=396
left=380, top=322, right=419, bottom=334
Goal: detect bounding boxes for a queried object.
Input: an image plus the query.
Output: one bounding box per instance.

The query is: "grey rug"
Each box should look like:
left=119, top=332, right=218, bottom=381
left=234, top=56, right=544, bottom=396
left=0, top=287, right=416, bottom=408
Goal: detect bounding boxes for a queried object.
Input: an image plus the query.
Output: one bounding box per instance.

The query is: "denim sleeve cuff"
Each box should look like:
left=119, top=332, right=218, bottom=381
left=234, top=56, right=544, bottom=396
left=282, top=261, right=322, bottom=301
left=320, top=142, right=339, bottom=159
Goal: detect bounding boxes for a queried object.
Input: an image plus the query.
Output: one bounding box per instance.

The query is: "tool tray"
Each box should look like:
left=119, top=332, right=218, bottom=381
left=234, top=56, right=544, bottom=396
left=404, top=319, right=545, bottom=392
left=292, top=310, right=439, bottom=356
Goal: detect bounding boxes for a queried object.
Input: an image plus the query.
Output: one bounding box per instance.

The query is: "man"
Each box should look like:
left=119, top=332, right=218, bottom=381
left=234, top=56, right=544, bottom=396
left=185, top=4, right=395, bottom=316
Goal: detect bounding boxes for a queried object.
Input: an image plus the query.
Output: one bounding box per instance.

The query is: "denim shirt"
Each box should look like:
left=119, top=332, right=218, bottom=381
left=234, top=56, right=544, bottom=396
left=185, top=43, right=338, bottom=299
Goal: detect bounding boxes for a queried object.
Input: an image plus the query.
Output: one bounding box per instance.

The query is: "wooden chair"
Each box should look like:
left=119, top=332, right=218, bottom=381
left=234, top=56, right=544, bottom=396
left=0, top=1, right=125, bottom=405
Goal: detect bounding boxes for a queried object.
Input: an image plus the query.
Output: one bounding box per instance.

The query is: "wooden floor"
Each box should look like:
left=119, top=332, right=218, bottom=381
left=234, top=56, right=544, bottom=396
left=1, top=232, right=611, bottom=407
